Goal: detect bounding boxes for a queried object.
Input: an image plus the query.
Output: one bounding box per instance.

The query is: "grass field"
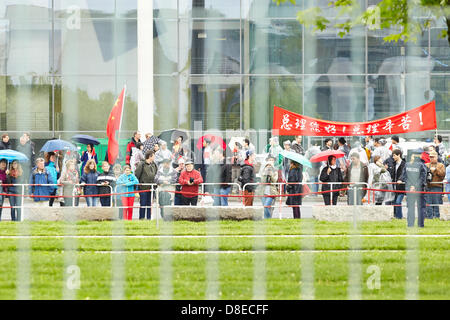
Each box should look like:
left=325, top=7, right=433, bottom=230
left=0, top=219, right=448, bottom=300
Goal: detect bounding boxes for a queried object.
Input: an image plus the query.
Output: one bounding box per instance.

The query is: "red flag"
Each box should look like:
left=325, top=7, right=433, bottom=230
left=106, top=87, right=126, bottom=164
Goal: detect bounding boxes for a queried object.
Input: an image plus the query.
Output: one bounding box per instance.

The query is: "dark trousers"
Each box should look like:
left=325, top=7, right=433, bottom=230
left=323, top=191, right=339, bottom=205
left=100, top=196, right=111, bottom=207
left=407, top=192, right=425, bottom=228
left=174, top=192, right=182, bottom=206
left=182, top=196, right=198, bottom=206
left=9, top=194, right=22, bottom=221
left=292, top=207, right=301, bottom=219
left=49, top=190, right=57, bottom=207
left=139, top=190, right=152, bottom=220
left=347, top=187, right=364, bottom=205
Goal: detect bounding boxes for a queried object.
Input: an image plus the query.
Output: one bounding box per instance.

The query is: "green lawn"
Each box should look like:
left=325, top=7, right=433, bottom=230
left=0, top=219, right=448, bottom=300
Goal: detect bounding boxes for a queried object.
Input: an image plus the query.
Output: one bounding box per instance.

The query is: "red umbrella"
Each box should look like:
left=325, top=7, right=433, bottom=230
left=309, top=149, right=345, bottom=163
left=196, top=135, right=227, bottom=150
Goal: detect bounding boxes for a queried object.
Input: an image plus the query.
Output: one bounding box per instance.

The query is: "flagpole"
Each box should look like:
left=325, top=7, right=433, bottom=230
left=117, top=85, right=127, bottom=163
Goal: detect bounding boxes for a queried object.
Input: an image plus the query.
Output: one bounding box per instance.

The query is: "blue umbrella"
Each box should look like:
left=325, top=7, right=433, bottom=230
left=41, top=139, right=78, bottom=152
left=0, top=150, right=29, bottom=162
left=280, top=150, right=312, bottom=168
left=71, top=134, right=100, bottom=146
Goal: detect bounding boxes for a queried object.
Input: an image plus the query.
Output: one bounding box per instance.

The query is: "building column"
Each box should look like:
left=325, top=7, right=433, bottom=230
left=138, top=0, right=153, bottom=134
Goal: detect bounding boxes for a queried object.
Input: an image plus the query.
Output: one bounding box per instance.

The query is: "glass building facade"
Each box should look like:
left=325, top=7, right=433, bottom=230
left=1, top=0, right=449, bottom=144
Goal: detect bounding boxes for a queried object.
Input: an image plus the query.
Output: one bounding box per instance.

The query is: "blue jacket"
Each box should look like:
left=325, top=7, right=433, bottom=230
left=80, top=172, right=99, bottom=195
left=45, top=161, right=58, bottom=192
left=116, top=173, right=139, bottom=198
left=29, top=168, right=55, bottom=202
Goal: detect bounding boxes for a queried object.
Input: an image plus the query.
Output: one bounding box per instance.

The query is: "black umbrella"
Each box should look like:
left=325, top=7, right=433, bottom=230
left=169, top=130, right=190, bottom=144
left=71, top=134, right=100, bottom=146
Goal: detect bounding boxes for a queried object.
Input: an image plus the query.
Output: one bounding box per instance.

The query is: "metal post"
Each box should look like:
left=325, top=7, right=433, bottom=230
left=155, top=185, right=159, bottom=229
left=20, top=184, right=25, bottom=222
left=279, top=182, right=282, bottom=220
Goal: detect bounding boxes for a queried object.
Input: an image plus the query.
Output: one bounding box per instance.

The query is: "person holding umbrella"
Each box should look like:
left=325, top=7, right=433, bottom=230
left=6, top=160, right=24, bottom=221
left=319, top=155, right=344, bottom=205
left=80, top=143, right=98, bottom=175
left=0, top=159, right=8, bottom=221
left=16, top=133, right=35, bottom=181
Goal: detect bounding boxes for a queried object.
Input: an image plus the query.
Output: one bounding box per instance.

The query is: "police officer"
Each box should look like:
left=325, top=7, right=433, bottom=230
left=404, top=150, right=428, bottom=228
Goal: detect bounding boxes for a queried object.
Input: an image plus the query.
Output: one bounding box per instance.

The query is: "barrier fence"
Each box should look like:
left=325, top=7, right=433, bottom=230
left=0, top=180, right=449, bottom=222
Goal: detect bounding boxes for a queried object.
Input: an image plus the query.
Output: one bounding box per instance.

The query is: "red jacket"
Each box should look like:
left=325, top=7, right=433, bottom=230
left=178, top=169, right=203, bottom=198
left=126, top=137, right=140, bottom=165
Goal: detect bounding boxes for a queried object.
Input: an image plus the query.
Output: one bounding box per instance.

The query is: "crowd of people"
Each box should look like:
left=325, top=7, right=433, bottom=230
left=0, top=131, right=449, bottom=226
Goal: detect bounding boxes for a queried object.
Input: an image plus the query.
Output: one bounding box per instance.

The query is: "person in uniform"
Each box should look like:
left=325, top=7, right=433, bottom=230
left=404, top=149, right=428, bottom=228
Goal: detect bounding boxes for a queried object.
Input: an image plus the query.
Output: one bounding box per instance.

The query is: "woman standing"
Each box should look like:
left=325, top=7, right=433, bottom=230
left=45, top=152, right=60, bottom=207
left=80, top=143, right=98, bottom=175
left=0, top=159, right=8, bottom=221
left=59, top=159, right=80, bottom=207
left=319, top=155, right=344, bottom=205
left=172, top=136, right=186, bottom=168
left=260, top=157, right=279, bottom=219
left=80, top=159, right=99, bottom=207
left=6, top=161, right=24, bottom=221
left=116, top=165, right=139, bottom=220
left=286, top=161, right=303, bottom=219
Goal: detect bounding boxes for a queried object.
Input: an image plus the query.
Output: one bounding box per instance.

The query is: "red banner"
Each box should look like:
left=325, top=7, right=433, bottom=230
left=272, top=101, right=437, bottom=136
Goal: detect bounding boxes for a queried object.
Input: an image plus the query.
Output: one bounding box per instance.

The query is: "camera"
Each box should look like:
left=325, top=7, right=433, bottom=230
left=189, top=177, right=194, bottom=184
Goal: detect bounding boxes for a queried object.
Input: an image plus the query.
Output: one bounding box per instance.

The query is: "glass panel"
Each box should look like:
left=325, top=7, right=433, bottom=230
left=55, top=75, right=117, bottom=132
left=116, top=0, right=137, bottom=18
left=430, top=18, right=450, bottom=73
left=245, top=76, right=302, bottom=130
left=55, top=0, right=115, bottom=18
left=180, top=0, right=240, bottom=19
left=243, top=0, right=304, bottom=19
left=153, top=0, right=177, bottom=19
left=0, top=19, right=52, bottom=76
left=304, top=75, right=365, bottom=122
left=0, top=0, right=51, bottom=20
left=369, top=74, right=404, bottom=121
left=368, top=29, right=405, bottom=74
left=154, top=76, right=179, bottom=131
left=430, top=75, right=450, bottom=131
left=56, top=19, right=136, bottom=75
left=154, top=19, right=178, bottom=75
left=190, top=76, right=241, bottom=130
left=186, top=20, right=241, bottom=74
left=245, top=19, right=302, bottom=74
left=0, top=75, right=52, bottom=132
left=116, top=19, right=137, bottom=75
left=304, top=24, right=365, bottom=74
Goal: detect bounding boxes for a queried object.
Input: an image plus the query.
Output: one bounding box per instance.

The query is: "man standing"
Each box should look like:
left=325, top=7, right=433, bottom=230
left=16, top=132, right=36, bottom=182
left=372, top=138, right=390, bottom=163
left=322, top=138, right=333, bottom=151
left=343, top=152, right=369, bottom=205
left=179, top=160, right=203, bottom=206
left=390, top=136, right=403, bottom=155
left=434, top=135, right=446, bottom=160
left=126, top=131, right=142, bottom=165
left=134, top=150, right=158, bottom=220
left=207, top=148, right=233, bottom=207
left=174, top=158, right=185, bottom=205
left=0, top=133, right=11, bottom=150
left=404, top=150, right=428, bottom=228
left=384, top=149, right=406, bottom=219
left=291, top=135, right=305, bottom=155
left=425, top=151, right=445, bottom=219
left=29, top=158, right=56, bottom=206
